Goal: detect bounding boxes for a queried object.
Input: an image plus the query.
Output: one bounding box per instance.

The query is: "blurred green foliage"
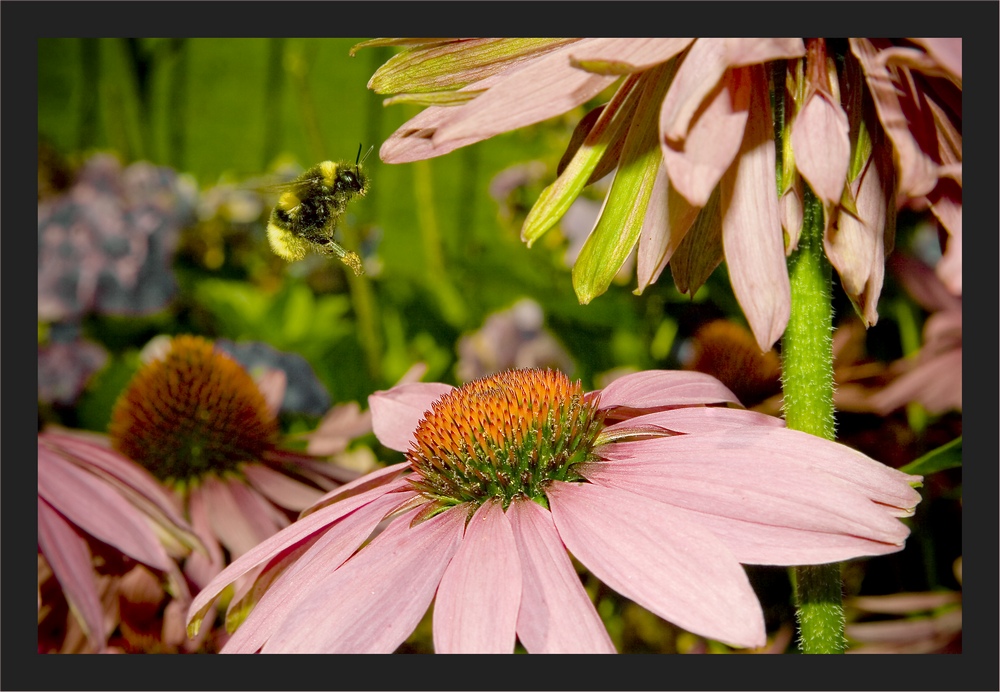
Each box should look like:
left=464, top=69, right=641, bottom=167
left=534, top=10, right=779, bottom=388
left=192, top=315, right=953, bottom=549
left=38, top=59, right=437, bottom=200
left=38, top=37, right=711, bottom=410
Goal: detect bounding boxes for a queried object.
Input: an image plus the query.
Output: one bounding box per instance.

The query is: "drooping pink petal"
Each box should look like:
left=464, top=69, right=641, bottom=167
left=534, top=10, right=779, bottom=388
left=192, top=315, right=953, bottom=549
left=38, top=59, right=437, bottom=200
left=433, top=39, right=681, bottom=147
left=781, top=178, right=804, bottom=252
left=262, top=506, right=466, bottom=653
left=507, top=498, right=615, bottom=653
left=596, top=369, right=740, bottom=410
left=434, top=500, right=521, bottom=653
left=38, top=446, right=171, bottom=571
left=187, top=478, right=410, bottom=633
left=635, top=165, right=701, bottom=291
left=183, top=486, right=226, bottom=588
left=719, top=65, right=791, bottom=352
left=827, top=153, right=890, bottom=302
left=369, top=382, right=454, bottom=452
left=791, top=90, right=850, bottom=208
left=586, top=435, right=912, bottom=560
left=200, top=476, right=283, bottom=558
left=548, top=480, right=766, bottom=648
left=889, top=253, right=962, bottom=313
left=904, top=38, right=962, bottom=84
left=851, top=38, right=940, bottom=199
left=241, top=464, right=324, bottom=512
left=870, top=349, right=962, bottom=415
left=380, top=97, right=498, bottom=163
left=565, top=38, right=693, bottom=74
left=600, top=406, right=784, bottom=438
left=661, top=38, right=805, bottom=142
left=928, top=179, right=962, bottom=295
left=38, top=498, right=106, bottom=650
left=662, top=66, right=750, bottom=207
left=41, top=432, right=191, bottom=541
left=222, top=489, right=406, bottom=653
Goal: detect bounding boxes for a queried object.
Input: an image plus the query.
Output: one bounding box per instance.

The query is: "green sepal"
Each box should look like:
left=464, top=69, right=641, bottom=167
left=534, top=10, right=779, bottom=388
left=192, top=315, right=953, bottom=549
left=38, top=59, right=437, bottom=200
left=572, top=64, right=673, bottom=304
left=521, top=73, right=642, bottom=247
left=365, top=38, right=577, bottom=94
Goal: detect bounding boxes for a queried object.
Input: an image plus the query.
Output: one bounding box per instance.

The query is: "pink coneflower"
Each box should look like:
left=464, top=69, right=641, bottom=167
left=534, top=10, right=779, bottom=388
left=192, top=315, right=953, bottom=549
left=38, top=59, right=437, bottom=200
left=38, top=429, right=201, bottom=653
left=107, top=335, right=358, bottom=587
left=358, top=38, right=961, bottom=350
left=188, top=367, right=920, bottom=653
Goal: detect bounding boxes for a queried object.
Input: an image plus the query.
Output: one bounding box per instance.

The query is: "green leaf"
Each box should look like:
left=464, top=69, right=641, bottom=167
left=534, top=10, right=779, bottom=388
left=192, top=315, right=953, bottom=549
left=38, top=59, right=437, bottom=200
left=900, top=436, right=962, bottom=476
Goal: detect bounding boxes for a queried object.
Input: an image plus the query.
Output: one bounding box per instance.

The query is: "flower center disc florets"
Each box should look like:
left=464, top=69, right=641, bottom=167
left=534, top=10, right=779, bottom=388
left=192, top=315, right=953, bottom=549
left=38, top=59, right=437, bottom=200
left=406, top=368, right=604, bottom=510
left=108, top=335, right=278, bottom=484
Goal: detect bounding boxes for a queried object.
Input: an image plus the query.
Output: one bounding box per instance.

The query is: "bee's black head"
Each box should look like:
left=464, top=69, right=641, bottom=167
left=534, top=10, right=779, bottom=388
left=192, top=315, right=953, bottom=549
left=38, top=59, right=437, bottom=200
left=335, top=169, right=366, bottom=193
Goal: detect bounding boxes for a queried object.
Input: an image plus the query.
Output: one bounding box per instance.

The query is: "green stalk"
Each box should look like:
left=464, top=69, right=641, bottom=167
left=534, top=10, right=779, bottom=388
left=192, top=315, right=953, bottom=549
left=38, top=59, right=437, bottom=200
left=782, top=185, right=844, bottom=654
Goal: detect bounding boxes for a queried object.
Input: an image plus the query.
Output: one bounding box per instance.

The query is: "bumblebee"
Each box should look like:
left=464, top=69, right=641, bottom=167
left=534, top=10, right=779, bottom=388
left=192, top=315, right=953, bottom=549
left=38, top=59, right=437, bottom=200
left=266, top=145, right=372, bottom=275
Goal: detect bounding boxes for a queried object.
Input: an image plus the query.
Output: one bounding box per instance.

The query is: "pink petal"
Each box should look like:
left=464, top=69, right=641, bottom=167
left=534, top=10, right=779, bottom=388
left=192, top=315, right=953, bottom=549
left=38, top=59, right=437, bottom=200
left=300, top=461, right=411, bottom=517
left=242, top=464, right=323, bottom=512
left=548, top=481, right=766, bottom=648
left=851, top=38, right=940, bottom=199
left=662, top=66, right=750, bottom=207
left=598, top=426, right=921, bottom=516
left=888, top=253, right=961, bottom=314
left=905, top=38, right=962, bottom=83
left=38, top=446, right=171, bottom=571
left=928, top=179, right=962, bottom=295
left=508, top=498, right=615, bottom=653
left=635, top=166, right=701, bottom=291
left=565, top=38, right=693, bottom=73
left=222, top=489, right=406, bottom=653
left=262, top=506, right=466, bottom=653
left=369, top=382, right=454, bottom=452
left=791, top=91, right=850, bottom=207
left=187, top=478, right=409, bottom=633
left=433, top=39, right=658, bottom=146
left=720, top=65, right=791, bottom=352
left=827, top=156, right=888, bottom=303
left=305, top=401, right=372, bottom=456
left=41, top=432, right=190, bottom=537
left=662, top=38, right=805, bottom=142
left=600, top=406, right=784, bottom=438
left=381, top=99, right=488, bottom=163
left=596, top=369, right=740, bottom=410
left=183, top=486, right=226, bottom=587
left=201, top=476, right=284, bottom=558
left=781, top=178, right=804, bottom=251
left=434, top=500, right=521, bottom=653
left=586, top=434, right=912, bottom=562
left=38, top=498, right=106, bottom=650
left=870, top=349, right=962, bottom=415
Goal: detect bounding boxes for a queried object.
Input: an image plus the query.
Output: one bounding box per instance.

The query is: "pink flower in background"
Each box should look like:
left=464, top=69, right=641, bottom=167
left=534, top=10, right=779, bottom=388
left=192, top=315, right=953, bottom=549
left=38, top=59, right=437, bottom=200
left=868, top=253, right=962, bottom=414
left=188, top=368, right=920, bottom=653
left=38, top=430, right=201, bottom=653
left=106, top=335, right=359, bottom=588
left=846, top=587, right=962, bottom=654
left=357, top=38, right=961, bottom=350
